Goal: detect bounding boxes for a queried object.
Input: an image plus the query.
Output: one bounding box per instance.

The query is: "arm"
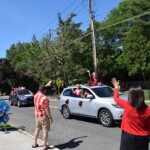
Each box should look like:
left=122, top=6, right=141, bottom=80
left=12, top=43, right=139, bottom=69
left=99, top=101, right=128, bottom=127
left=112, top=78, right=128, bottom=108
left=45, top=107, right=52, bottom=119
left=72, top=88, right=75, bottom=94
left=114, top=88, right=128, bottom=108
left=45, top=107, right=53, bottom=124
left=44, top=98, right=53, bottom=123
left=45, top=80, right=52, bottom=87
left=87, top=70, right=91, bottom=77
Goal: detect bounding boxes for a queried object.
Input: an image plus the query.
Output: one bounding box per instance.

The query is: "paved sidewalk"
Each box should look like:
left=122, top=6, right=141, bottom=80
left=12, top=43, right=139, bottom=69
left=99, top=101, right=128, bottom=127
left=0, top=129, right=59, bottom=150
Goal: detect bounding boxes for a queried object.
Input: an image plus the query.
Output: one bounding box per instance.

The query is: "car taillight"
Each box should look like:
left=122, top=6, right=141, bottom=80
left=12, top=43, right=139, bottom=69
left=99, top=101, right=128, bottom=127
left=58, top=97, right=61, bottom=100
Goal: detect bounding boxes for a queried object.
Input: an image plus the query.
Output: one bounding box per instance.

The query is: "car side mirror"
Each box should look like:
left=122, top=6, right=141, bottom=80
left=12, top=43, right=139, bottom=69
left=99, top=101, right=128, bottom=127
left=87, top=94, right=94, bottom=99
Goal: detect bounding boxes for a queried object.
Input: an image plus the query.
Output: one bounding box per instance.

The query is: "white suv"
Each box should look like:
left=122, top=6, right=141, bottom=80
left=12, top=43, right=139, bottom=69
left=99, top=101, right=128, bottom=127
left=59, top=85, right=127, bottom=127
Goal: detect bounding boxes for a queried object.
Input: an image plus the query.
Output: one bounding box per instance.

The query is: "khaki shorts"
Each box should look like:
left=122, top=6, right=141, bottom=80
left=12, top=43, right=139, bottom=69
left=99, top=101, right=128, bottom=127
left=36, top=118, right=50, bottom=132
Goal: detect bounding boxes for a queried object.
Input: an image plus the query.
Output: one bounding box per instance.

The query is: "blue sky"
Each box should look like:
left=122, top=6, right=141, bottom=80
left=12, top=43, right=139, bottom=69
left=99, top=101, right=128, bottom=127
left=0, top=0, right=124, bottom=58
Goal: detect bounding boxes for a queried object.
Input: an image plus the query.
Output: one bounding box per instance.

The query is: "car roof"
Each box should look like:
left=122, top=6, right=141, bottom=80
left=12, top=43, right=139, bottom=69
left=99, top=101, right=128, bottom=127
left=16, top=89, right=31, bottom=93
left=65, top=84, right=109, bottom=90
left=17, top=89, right=29, bottom=91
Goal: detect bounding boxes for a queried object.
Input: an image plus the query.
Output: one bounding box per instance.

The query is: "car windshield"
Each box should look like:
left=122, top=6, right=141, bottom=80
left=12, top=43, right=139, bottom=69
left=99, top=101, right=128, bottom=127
left=17, top=90, right=31, bottom=95
left=91, top=87, right=113, bottom=97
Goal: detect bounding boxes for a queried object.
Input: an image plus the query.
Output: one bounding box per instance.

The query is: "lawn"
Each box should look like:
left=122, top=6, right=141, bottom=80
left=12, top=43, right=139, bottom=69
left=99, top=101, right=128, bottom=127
left=146, top=101, right=150, bottom=105
left=123, top=90, right=150, bottom=105
left=0, top=123, right=16, bottom=131
left=123, top=89, right=150, bottom=101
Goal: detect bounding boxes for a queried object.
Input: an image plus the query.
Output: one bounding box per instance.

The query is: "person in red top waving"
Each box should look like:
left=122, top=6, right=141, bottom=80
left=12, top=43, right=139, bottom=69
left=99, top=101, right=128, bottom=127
left=87, top=70, right=98, bottom=86
left=87, top=70, right=102, bottom=86
left=111, top=78, right=150, bottom=150
left=33, top=81, right=52, bottom=150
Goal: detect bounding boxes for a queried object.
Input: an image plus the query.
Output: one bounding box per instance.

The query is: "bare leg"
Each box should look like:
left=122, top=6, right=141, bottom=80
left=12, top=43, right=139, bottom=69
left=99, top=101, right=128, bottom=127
left=43, top=132, right=48, bottom=148
left=34, top=129, right=40, bottom=146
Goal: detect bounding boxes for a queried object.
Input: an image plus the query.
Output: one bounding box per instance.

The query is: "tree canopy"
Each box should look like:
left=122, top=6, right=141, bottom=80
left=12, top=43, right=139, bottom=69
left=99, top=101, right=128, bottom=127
left=2, top=0, right=150, bottom=93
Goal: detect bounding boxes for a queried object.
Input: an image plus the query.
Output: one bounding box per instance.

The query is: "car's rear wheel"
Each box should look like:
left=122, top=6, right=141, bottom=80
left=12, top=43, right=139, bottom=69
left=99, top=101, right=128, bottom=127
left=62, top=105, right=72, bottom=119
left=17, top=100, right=21, bottom=107
left=99, top=109, right=113, bottom=127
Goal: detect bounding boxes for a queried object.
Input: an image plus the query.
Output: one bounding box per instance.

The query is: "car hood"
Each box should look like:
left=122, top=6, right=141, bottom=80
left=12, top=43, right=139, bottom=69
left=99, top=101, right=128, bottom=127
left=98, top=94, right=128, bottom=103
left=24, top=95, right=34, bottom=97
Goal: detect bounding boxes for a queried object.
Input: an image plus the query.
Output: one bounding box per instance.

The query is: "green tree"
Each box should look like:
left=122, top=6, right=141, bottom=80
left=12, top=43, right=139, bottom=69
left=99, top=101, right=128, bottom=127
left=97, top=0, right=150, bottom=80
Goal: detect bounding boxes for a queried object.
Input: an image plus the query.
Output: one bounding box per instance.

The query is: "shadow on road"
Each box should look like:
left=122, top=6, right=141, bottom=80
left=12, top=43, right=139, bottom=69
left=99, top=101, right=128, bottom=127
left=55, top=136, right=88, bottom=150
left=73, top=116, right=99, bottom=124
left=71, top=116, right=121, bottom=128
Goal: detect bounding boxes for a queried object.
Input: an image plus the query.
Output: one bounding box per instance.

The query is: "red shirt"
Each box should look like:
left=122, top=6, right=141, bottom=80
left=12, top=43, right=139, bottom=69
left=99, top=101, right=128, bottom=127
left=114, top=88, right=150, bottom=136
left=88, top=77, right=98, bottom=86
left=74, top=89, right=81, bottom=95
left=34, top=91, right=49, bottom=118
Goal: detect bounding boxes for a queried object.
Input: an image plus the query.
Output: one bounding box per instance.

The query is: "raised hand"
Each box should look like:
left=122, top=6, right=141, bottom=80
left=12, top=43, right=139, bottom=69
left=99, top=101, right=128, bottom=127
left=111, top=78, right=119, bottom=88
left=45, top=80, right=52, bottom=87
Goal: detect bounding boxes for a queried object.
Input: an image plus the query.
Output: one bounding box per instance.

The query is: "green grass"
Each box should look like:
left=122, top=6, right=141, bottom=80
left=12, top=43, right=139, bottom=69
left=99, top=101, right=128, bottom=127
left=0, top=123, right=16, bottom=131
left=123, top=90, right=150, bottom=101
left=47, top=95, right=58, bottom=98
left=146, top=102, right=150, bottom=105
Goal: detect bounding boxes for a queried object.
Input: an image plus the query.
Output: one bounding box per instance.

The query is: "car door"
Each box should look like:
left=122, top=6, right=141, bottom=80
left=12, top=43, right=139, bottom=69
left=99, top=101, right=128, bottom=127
left=76, top=89, right=97, bottom=117
left=60, top=89, right=80, bottom=114
left=68, top=88, right=83, bottom=114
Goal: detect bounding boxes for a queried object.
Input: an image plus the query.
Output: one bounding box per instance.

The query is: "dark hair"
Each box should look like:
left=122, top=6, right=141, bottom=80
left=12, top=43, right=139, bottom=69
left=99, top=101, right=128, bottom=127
left=39, top=85, right=47, bottom=92
left=128, top=85, right=147, bottom=110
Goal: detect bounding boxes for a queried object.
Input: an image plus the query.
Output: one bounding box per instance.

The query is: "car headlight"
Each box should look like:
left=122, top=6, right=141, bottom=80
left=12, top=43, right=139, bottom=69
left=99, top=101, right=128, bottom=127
left=19, top=97, right=26, bottom=100
left=111, top=103, right=121, bottom=108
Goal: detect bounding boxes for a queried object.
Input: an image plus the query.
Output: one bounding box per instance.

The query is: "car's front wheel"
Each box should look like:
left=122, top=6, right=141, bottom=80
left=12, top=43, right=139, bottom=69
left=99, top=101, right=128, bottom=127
left=62, top=105, right=72, bottom=119
left=17, top=100, right=21, bottom=107
left=99, top=109, right=113, bottom=127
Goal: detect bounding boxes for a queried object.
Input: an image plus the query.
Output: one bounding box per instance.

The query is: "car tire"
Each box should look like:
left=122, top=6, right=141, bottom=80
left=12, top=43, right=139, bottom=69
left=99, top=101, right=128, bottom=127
left=62, top=105, right=72, bottom=119
left=99, top=109, right=113, bottom=127
left=9, top=99, right=13, bottom=106
left=17, top=100, right=21, bottom=107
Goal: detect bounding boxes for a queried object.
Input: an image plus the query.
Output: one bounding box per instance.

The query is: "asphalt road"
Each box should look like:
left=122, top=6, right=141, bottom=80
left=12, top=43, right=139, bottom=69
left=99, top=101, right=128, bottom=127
left=0, top=96, right=124, bottom=150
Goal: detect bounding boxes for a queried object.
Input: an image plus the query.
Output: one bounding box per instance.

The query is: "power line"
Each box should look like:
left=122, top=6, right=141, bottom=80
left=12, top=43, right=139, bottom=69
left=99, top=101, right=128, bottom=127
left=95, top=3, right=150, bottom=20
left=16, top=10, right=150, bottom=67
left=62, top=3, right=150, bottom=36
left=16, top=28, right=150, bottom=68
left=43, top=3, right=89, bottom=36
left=54, top=10, right=150, bottom=51
left=36, top=5, right=90, bottom=40
left=83, top=3, right=150, bottom=31
left=36, top=0, right=77, bottom=37
left=62, top=2, right=84, bottom=19
left=49, top=3, right=88, bottom=32
left=61, top=0, right=77, bottom=15
left=31, top=2, right=150, bottom=41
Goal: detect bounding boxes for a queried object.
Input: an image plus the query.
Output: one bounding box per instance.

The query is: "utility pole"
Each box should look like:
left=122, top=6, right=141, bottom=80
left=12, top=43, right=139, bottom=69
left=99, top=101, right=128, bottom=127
left=88, top=0, right=98, bottom=78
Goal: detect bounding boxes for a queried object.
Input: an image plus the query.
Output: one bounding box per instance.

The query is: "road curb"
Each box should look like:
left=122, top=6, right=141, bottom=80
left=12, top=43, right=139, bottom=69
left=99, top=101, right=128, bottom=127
left=9, top=123, right=59, bottom=150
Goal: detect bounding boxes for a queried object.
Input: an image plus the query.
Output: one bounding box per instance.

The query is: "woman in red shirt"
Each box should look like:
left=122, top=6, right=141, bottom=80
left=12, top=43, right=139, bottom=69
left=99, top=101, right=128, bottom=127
left=87, top=70, right=99, bottom=86
left=111, top=78, right=150, bottom=150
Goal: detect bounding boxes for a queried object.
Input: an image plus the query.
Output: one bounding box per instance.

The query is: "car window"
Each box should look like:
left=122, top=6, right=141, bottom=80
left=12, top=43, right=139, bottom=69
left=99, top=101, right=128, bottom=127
left=63, top=89, right=72, bottom=96
left=81, top=88, right=93, bottom=98
left=17, top=90, right=31, bottom=95
left=92, top=87, right=113, bottom=97
left=17, top=90, right=22, bottom=95
left=70, top=88, right=82, bottom=98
